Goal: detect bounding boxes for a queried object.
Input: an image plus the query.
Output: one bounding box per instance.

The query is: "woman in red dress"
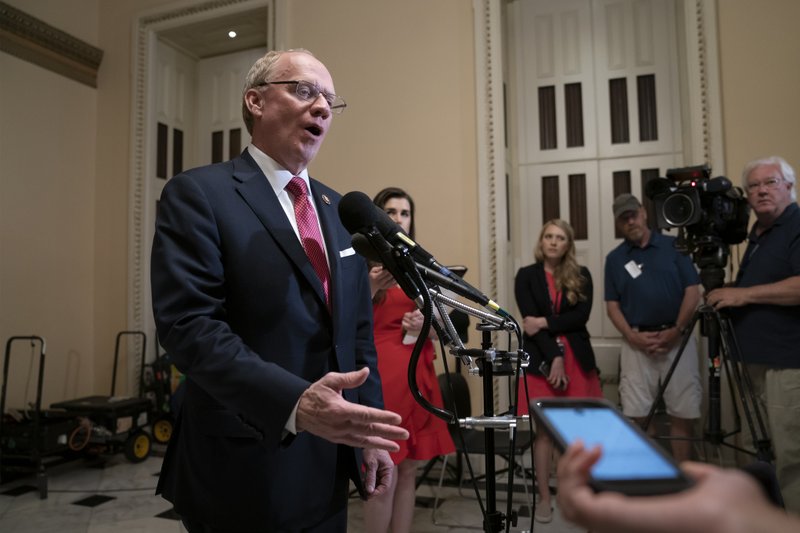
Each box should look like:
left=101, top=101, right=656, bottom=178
left=514, top=218, right=603, bottom=523
left=362, top=187, right=455, bottom=533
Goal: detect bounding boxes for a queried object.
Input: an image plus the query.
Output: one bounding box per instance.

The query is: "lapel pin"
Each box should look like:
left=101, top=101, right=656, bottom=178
left=321, top=194, right=331, bottom=205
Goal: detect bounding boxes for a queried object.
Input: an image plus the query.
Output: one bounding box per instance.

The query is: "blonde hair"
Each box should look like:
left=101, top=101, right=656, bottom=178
left=534, top=219, right=587, bottom=305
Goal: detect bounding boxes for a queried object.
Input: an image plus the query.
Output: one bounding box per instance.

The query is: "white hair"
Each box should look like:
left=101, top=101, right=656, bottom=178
left=741, top=156, right=797, bottom=201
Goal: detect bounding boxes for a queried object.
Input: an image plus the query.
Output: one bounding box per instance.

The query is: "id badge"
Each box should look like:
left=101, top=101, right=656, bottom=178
left=624, top=260, right=642, bottom=279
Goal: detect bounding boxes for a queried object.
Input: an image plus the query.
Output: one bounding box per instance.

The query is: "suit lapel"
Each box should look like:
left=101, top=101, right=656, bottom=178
left=311, top=179, right=342, bottom=317
left=231, top=153, right=329, bottom=311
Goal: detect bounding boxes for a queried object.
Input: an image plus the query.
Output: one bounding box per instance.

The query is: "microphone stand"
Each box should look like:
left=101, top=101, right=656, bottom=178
left=413, top=285, right=529, bottom=533
left=360, top=237, right=529, bottom=532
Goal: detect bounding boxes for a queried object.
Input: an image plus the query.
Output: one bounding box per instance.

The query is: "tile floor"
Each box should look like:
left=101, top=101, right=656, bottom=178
left=0, top=446, right=585, bottom=532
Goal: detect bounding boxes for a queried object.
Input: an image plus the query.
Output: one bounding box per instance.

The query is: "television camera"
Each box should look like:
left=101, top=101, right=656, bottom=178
left=645, top=165, right=750, bottom=290
left=643, top=168, right=773, bottom=463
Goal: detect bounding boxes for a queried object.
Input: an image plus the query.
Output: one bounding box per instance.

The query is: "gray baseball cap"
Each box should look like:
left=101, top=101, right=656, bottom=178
left=612, top=193, right=642, bottom=218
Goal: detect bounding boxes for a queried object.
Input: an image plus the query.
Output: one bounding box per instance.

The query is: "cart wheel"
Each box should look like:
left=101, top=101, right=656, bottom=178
left=152, top=416, right=173, bottom=444
left=68, top=419, right=92, bottom=452
left=124, top=430, right=151, bottom=463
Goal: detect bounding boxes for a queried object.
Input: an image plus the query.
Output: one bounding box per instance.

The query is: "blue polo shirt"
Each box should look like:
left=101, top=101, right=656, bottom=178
left=605, top=231, right=700, bottom=326
left=730, top=203, right=800, bottom=368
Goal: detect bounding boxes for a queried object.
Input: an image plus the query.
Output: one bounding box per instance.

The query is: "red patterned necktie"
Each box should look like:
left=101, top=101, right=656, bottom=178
left=285, top=177, right=330, bottom=306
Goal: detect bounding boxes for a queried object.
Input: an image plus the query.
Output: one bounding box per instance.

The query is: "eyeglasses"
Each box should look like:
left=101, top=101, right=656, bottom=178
left=257, top=80, right=347, bottom=114
left=746, top=177, right=785, bottom=193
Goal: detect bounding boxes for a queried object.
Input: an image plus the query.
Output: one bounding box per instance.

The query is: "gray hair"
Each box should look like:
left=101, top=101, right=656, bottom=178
left=742, top=156, right=797, bottom=201
left=241, top=48, right=315, bottom=135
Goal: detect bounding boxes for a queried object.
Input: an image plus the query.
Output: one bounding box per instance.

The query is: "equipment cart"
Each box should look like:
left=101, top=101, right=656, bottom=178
left=1, top=336, right=84, bottom=498
left=51, top=331, right=153, bottom=463
left=139, top=337, right=178, bottom=444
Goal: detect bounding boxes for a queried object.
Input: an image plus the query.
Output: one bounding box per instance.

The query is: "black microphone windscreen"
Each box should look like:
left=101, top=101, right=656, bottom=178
left=351, top=233, right=382, bottom=263
left=372, top=208, right=402, bottom=238
left=339, top=191, right=407, bottom=241
left=338, top=191, right=382, bottom=235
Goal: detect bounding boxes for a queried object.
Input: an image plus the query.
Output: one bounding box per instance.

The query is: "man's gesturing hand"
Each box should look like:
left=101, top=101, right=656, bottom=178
left=296, top=367, right=409, bottom=451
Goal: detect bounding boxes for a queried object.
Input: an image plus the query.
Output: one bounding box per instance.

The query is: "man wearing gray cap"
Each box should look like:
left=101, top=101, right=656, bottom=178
left=604, top=193, right=702, bottom=462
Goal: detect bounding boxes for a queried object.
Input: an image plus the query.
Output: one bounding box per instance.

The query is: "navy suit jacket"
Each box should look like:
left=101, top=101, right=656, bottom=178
left=514, top=263, right=597, bottom=375
left=151, top=151, right=381, bottom=530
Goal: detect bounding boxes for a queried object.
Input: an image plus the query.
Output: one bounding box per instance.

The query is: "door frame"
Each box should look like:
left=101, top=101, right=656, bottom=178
left=473, top=0, right=724, bottom=409
left=128, top=0, right=280, bottom=391
left=474, top=0, right=724, bottom=331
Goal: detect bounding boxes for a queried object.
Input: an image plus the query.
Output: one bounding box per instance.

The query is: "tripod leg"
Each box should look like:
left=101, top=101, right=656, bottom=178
left=705, top=313, right=724, bottom=444
left=643, top=311, right=701, bottom=431
left=717, top=313, right=774, bottom=462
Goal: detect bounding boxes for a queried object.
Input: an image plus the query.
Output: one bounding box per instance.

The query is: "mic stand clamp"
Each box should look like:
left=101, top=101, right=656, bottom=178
left=421, top=285, right=529, bottom=532
left=460, top=414, right=530, bottom=430
left=469, top=320, right=524, bottom=533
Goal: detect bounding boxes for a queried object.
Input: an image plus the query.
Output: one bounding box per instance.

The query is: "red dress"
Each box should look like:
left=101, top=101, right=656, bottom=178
left=373, top=287, right=456, bottom=464
left=517, top=271, right=603, bottom=415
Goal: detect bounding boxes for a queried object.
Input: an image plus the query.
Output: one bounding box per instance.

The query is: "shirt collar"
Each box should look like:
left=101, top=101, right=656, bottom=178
left=624, top=229, right=665, bottom=252
left=769, top=201, right=797, bottom=227
left=247, top=144, right=310, bottom=196
left=749, top=202, right=798, bottom=240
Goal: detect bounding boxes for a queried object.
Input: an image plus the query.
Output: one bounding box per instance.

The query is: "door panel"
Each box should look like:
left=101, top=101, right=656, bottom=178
left=514, top=0, right=598, bottom=164
left=598, top=154, right=681, bottom=337
left=153, top=39, right=196, bottom=197
left=509, top=0, right=683, bottom=344
left=593, top=0, right=681, bottom=158
left=145, top=46, right=265, bottom=363
left=518, top=160, right=603, bottom=337
left=196, top=48, right=266, bottom=165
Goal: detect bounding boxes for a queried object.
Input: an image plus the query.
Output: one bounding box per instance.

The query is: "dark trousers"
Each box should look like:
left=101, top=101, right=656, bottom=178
left=181, top=506, right=347, bottom=533
left=181, top=446, right=351, bottom=533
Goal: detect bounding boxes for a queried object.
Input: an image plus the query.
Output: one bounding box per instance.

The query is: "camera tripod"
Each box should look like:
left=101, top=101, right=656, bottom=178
left=642, top=303, right=773, bottom=462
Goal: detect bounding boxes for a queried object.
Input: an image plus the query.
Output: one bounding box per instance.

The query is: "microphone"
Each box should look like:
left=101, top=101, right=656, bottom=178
left=415, top=265, right=495, bottom=309
left=350, top=232, right=384, bottom=263
left=340, top=191, right=452, bottom=274
left=353, top=233, right=464, bottom=349
left=339, top=191, right=509, bottom=316
left=352, top=231, right=422, bottom=304
left=354, top=235, right=489, bottom=307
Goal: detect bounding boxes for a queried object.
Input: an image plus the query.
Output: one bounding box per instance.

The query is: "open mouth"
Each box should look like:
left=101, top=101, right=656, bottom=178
left=305, top=125, right=322, bottom=137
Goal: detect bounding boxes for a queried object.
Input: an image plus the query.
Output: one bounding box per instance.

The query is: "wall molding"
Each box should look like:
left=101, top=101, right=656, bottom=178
left=473, top=0, right=507, bottom=317
left=473, top=0, right=508, bottom=409
left=0, top=1, right=103, bottom=87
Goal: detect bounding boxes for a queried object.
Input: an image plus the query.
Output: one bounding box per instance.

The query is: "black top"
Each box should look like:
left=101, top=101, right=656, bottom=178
left=731, top=202, right=800, bottom=368
left=514, top=263, right=597, bottom=375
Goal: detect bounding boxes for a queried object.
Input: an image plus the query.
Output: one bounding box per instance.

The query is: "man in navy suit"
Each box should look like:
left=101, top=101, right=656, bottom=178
left=151, top=49, right=408, bottom=532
